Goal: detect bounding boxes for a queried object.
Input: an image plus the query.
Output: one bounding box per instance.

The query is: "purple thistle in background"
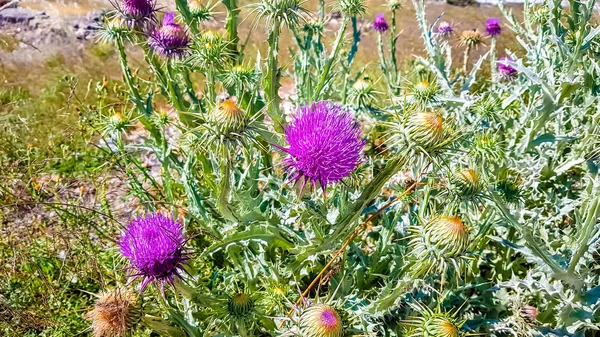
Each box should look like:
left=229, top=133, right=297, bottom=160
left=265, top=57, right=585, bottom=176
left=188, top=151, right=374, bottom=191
left=437, top=21, right=454, bottom=38
left=485, top=18, right=502, bottom=36
left=149, top=12, right=189, bottom=58
left=497, top=57, right=518, bottom=79
left=373, top=13, right=389, bottom=32
left=277, top=101, right=365, bottom=196
left=118, top=212, right=189, bottom=292
left=119, top=0, right=156, bottom=27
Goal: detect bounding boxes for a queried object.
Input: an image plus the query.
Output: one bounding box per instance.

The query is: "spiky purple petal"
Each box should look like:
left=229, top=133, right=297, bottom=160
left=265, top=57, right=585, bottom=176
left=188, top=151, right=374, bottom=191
left=278, top=101, right=365, bottom=193
left=437, top=21, right=453, bottom=37
left=149, top=12, right=189, bottom=58
left=373, top=13, right=389, bottom=32
left=118, top=212, right=188, bottom=292
left=497, top=57, right=517, bottom=79
left=485, top=18, right=501, bottom=36
left=121, top=0, right=156, bottom=27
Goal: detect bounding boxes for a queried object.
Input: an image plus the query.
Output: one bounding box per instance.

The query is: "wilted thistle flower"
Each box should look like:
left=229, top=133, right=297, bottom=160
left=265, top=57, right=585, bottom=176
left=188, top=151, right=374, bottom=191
left=85, top=289, right=142, bottom=337
left=149, top=12, right=189, bottom=59
left=406, top=111, right=445, bottom=151
left=459, top=29, right=484, bottom=49
left=520, top=305, right=538, bottom=323
left=497, top=57, right=518, bottom=80
left=211, top=97, right=247, bottom=132
left=227, top=293, right=255, bottom=318
left=300, top=304, right=344, bottom=337
left=115, top=0, right=157, bottom=28
left=450, top=169, right=484, bottom=200
left=485, top=18, right=501, bottom=37
left=277, top=101, right=365, bottom=195
left=373, top=13, right=389, bottom=32
left=335, top=0, right=367, bottom=18
left=437, top=21, right=454, bottom=38
left=118, top=212, right=189, bottom=292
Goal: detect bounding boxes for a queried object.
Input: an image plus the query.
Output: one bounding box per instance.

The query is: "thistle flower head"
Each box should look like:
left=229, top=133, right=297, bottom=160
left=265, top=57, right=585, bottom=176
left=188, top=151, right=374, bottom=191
left=411, top=80, right=440, bottom=104
left=335, top=0, right=367, bottom=18
left=388, top=0, right=402, bottom=10
left=116, top=0, right=157, bottom=28
left=212, top=97, right=247, bottom=132
left=254, top=0, right=307, bottom=29
left=422, top=316, right=461, bottom=337
left=426, top=216, right=470, bottom=256
left=85, top=289, right=142, bottom=337
left=495, top=168, right=523, bottom=204
left=485, top=18, right=502, bottom=36
left=407, top=305, right=465, bottom=337
left=118, top=212, right=189, bottom=292
left=149, top=12, right=189, bottom=58
left=373, top=13, right=389, bottom=32
left=300, top=304, right=344, bottom=337
left=437, top=21, right=453, bottom=38
left=470, top=130, right=504, bottom=162
left=497, top=57, right=518, bottom=80
left=450, top=169, right=484, bottom=200
left=278, top=101, right=365, bottom=194
left=349, top=79, right=378, bottom=109
left=227, top=293, right=255, bottom=318
left=520, top=305, right=538, bottom=323
left=459, top=29, right=484, bottom=49
left=188, top=0, right=215, bottom=21
left=406, top=111, right=445, bottom=151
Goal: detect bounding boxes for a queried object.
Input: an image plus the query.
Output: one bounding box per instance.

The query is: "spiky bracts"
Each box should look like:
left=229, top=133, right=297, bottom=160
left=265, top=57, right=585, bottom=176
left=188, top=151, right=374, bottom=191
left=459, top=29, right=484, bottom=49
left=118, top=212, right=189, bottom=292
left=437, top=21, right=453, bottom=38
left=449, top=169, right=485, bottom=200
left=277, top=101, right=365, bottom=195
left=520, top=305, right=538, bottom=323
left=212, top=97, right=247, bottom=133
left=409, top=216, right=471, bottom=277
left=148, top=12, right=189, bottom=59
left=117, top=0, right=157, bottom=28
left=299, top=304, right=344, bottom=337
left=85, top=289, right=142, bottom=337
left=406, top=110, right=446, bottom=151
left=227, top=293, right=256, bottom=318
left=373, top=13, right=389, bottom=32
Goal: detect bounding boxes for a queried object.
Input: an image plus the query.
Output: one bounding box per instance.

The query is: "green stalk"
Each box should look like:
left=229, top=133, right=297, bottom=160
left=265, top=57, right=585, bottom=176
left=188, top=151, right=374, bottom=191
left=377, top=32, right=391, bottom=91
left=342, top=17, right=362, bottom=104
left=314, top=19, right=348, bottom=100
left=490, top=36, right=497, bottom=81
left=175, top=0, right=199, bottom=35
left=264, top=19, right=284, bottom=132
left=390, top=8, right=398, bottom=88
left=462, top=45, right=472, bottom=73
left=222, top=0, right=240, bottom=59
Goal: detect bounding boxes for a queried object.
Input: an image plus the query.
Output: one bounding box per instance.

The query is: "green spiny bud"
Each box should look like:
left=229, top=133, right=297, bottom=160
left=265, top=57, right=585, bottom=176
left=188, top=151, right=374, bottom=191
left=299, top=304, right=344, bottom=337
left=470, top=130, right=503, bottom=162
left=212, top=97, right=247, bottom=132
left=450, top=169, right=484, bottom=199
left=335, top=0, right=367, bottom=18
left=422, top=316, right=461, bottom=337
left=495, top=168, right=523, bottom=204
left=425, top=216, right=470, bottom=256
left=529, top=6, right=550, bottom=25
left=388, top=0, right=402, bottom=10
left=412, top=80, right=439, bottom=105
left=407, top=111, right=445, bottom=151
left=227, top=293, right=255, bottom=318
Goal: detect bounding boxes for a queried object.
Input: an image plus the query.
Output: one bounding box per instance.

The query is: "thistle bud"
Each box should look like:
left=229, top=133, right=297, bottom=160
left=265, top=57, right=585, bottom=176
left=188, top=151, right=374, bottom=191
left=412, top=80, right=439, bottom=104
left=300, top=304, right=344, bottom=337
left=530, top=6, right=550, bottom=25
left=212, top=97, right=247, bottom=132
left=459, top=29, right=484, bottom=49
left=85, top=289, right=142, bottom=337
left=188, top=0, right=213, bottom=21
left=425, top=216, right=470, bottom=256
left=520, top=305, right=538, bottom=323
left=227, top=293, right=255, bottom=318
left=109, top=112, right=130, bottom=131
left=406, top=111, right=445, bottom=151
left=437, top=21, right=454, bottom=38
left=335, top=0, right=367, bottom=18
left=450, top=169, right=484, bottom=199
left=388, top=0, right=402, bottom=10
left=495, top=168, right=523, bottom=204
left=423, top=316, right=461, bottom=337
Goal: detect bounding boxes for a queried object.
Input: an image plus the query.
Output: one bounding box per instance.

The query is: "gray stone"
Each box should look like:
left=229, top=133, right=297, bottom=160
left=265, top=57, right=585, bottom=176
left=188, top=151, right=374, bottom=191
left=0, top=7, right=43, bottom=24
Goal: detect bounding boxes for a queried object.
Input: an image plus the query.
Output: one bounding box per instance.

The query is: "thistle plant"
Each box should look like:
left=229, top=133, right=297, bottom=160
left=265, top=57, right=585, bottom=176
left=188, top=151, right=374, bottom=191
left=88, top=0, right=600, bottom=336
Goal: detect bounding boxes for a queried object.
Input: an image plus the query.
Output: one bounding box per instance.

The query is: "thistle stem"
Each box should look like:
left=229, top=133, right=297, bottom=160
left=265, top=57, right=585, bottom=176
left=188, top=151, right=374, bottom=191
left=265, top=20, right=284, bottom=132
left=490, top=36, right=497, bottom=81
left=462, top=45, right=472, bottom=73
left=314, top=19, right=348, bottom=100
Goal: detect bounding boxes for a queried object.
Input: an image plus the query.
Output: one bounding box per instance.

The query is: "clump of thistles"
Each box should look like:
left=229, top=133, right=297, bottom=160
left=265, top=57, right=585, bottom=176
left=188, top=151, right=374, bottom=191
left=300, top=304, right=344, bottom=337
left=149, top=12, right=189, bottom=58
left=485, top=18, right=502, bottom=36
left=373, top=13, right=389, bottom=32
left=497, top=57, right=518, bottom=80
left=437, top=21, right=454, bottom=38
left=118, top=212, right=189, bottom=292
left=85, top=289, right=142, bottom=337
left=277, top=101, right=365, bottom=195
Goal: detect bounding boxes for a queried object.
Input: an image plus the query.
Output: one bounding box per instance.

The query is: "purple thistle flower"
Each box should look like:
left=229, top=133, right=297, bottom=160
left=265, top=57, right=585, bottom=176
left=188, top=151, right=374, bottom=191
left=437, top=21, right=454, bottom=37
left=149, top=12, right=189, bottom=58
left=497, top=57, right=517, bottom=79
left=485, top=18, right=502, bottom=37
left=118, top=212, right=189, bottom=292
left=373, top=13, right=389, bottom=32
left=120, top=0, right=156, bottom=27
left=277, top=101, right=365, bottom=195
